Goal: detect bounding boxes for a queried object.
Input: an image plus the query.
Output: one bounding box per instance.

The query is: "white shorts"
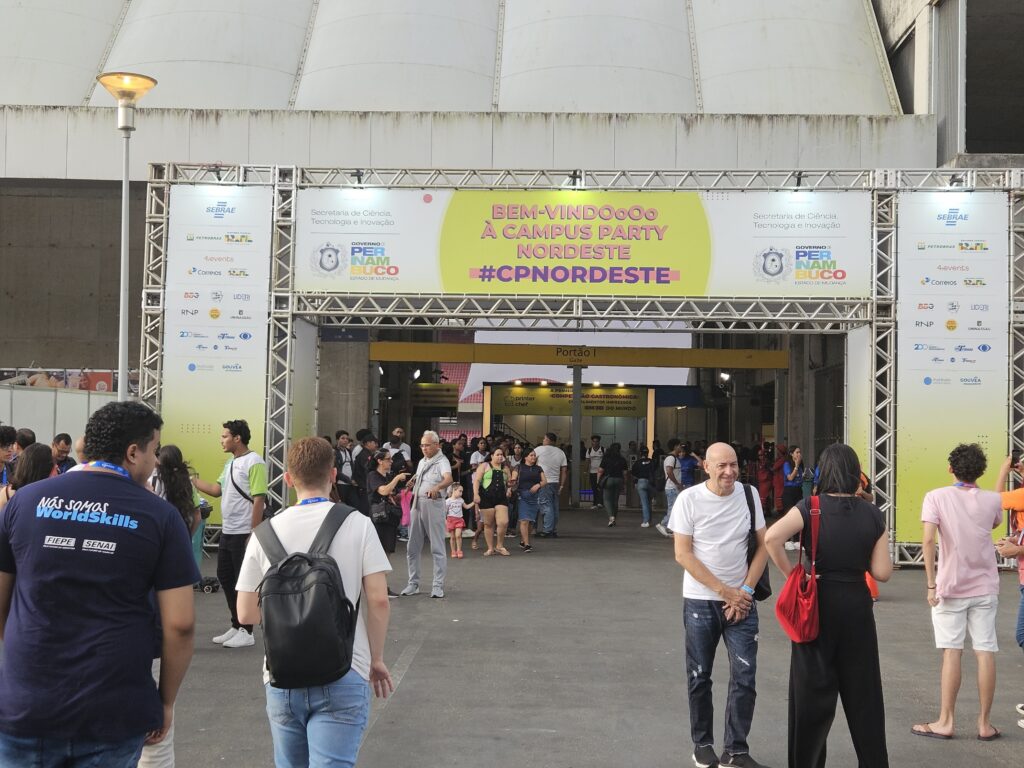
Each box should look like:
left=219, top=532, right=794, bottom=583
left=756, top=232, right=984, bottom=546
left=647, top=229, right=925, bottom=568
left=931, top=594, right=999, bottom=652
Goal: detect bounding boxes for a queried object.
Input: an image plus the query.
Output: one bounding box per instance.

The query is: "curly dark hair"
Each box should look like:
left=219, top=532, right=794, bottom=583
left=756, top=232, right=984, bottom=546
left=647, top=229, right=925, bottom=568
left=11, top=443, right=54, bottom=490
left=223, top=419, right=251, bottom=445
left=0, top=425, right=15, bottom=448
left=85, top=402, right=163, bottom=465
left=948, top=443, right=987, bottom=483
left=156, top=445, right=196, bottom=531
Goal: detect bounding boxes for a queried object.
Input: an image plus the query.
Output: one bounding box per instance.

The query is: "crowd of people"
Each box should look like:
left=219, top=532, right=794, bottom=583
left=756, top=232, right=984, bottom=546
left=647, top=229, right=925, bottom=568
left=2, top=408, right=1024, bottom=768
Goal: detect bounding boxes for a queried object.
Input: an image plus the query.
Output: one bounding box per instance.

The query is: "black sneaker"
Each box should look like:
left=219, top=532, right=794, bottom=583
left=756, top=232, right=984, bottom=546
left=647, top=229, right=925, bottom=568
left=549, top=531, right=559, bottom=538
left=536, top=531, right=551, bottom=538
left=693, top=745, right=719, bottom=768
left=720, top=752, right=767, bottom=768
left=522, top=544, right=533, bottom=553
left=387, top=587, right=398, bottom=599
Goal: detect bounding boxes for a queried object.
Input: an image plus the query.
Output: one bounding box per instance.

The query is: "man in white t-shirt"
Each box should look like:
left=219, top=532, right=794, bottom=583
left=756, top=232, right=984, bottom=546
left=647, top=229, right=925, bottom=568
left=586, top=435, right=604, bottom=508
left=400, top=431, right=453, bottom=599
left=193, top=419, right=267, bottom=649
left=670, top=442, right=770, bottom=768
left=656, top=439, right=685, bottom=537
left=534, top=432, right=568, bottom=537
left=236, top=437, right=393, bottom=767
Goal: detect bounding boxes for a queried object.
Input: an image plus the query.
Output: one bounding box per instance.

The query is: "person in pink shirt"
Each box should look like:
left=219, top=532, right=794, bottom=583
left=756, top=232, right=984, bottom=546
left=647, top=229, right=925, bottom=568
left=913, top=443, right=1003, bottom=741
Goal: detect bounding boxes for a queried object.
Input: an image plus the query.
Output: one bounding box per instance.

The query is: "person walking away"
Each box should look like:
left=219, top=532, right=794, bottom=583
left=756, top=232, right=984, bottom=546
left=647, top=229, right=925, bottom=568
left=0, top=401, right=198, bottom=767
left=534, top=433, right=567, bottom=538
left=912, top=443, right=1002, bottom=741
left=765, top=442, right=892, bottom=768
left=631, top=447, right=655, bottom=527
left=586, top=435, right=604, bottom=508
left=671, top=442, right=771, bottom=768
left=193, top=419, right=267, bottom=649
left=400, top=431, right=452, bottom=598
left=656, top=439, right=684, bottom=537
left=597, top=443, right=627, bottom=527
left=235, top=437, right=394, bottom=768
left=994, top=453, right=1024, bottom=728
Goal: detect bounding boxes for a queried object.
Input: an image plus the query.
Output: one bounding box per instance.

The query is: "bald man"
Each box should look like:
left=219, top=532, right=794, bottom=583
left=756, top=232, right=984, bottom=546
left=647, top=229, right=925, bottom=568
left=670, top=443, right=771, bottom=768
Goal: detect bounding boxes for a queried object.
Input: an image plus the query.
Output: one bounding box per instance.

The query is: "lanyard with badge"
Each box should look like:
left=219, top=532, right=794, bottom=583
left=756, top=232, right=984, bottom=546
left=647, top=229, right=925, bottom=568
left=85, top=461, right=131, bottom=479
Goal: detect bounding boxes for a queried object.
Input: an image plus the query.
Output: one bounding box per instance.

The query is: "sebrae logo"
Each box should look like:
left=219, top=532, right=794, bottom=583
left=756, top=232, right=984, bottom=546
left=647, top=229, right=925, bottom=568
left=937, top=209, right=968, bottom=227
left=206, top=201, right=236, bottom=220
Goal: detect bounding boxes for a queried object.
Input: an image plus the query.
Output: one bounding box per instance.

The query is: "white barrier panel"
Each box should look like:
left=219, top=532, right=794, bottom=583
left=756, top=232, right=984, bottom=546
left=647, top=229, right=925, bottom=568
left=0, top=385, right=116, bottom=446
left=894, top=190, right=1010, bottom=541
left=161, top=185, right=274, bottom=523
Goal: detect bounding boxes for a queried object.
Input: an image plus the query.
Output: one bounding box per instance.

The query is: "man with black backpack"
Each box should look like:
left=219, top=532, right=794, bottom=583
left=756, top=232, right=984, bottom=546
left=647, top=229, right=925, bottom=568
left=236, top=437, right=394, bottom=767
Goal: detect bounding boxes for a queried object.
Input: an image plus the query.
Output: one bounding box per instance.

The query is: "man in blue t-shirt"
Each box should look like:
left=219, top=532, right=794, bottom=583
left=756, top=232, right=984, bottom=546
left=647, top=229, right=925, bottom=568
left=0, top=401, right=199, bottom=767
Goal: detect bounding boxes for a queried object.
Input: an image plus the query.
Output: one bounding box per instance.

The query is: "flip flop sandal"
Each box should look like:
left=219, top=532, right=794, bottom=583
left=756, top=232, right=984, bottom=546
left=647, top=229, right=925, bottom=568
left=496, top=548, right=510, bottom=556
left=977, top=728, right=1001, bottom=741
left=482, top=549, right=495, bottom=556
left=911, top=725, right=953, bottom=740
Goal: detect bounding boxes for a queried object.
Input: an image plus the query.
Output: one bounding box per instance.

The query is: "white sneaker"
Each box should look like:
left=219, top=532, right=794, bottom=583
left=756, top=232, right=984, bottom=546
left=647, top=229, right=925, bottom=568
left=462, top=529, right=476, bottom=538
left=655, top=523, right=670, bottom=537
left=785, top=541, right=799, bottom=551
left=223, top=627, right=255, bottom=648
left=640, top=522, right=650, bottom=528
left=212, top=627, right=238, bottom=644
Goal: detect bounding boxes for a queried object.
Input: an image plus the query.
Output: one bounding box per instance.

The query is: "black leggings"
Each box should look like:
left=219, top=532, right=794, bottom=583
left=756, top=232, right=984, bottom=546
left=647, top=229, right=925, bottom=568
left=217, top=533, right=253, bottom=632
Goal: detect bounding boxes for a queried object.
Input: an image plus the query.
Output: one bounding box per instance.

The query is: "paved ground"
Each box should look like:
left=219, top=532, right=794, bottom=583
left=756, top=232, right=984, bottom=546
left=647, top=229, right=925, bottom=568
left=176, top=507, right=1022, bottom=768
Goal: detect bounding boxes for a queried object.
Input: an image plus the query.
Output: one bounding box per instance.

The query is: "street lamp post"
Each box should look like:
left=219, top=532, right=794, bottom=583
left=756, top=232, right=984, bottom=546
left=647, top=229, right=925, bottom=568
left=96, top=72, right=157, bottom=401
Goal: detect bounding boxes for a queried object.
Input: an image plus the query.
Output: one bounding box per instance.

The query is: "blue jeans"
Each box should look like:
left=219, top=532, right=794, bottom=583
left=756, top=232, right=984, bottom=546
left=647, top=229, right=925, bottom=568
left=661, top=485, right=680, bottom=526
left=538, top=483, right=560, bottom=534
left=1017, top=585, right=1024, bottom=650
left=683, top=598, right=759, bottom=754
left=636, top=479, right=652, bottom=523
left=265, top=670, right=371, bottom=768
left=0, top=731, right=144, bottom=768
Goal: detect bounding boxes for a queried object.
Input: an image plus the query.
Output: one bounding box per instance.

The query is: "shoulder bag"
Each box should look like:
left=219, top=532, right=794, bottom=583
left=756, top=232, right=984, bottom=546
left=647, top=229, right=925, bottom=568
left=775, top=495, right=821, bottom=643
left=742, top=484, right=772, bottom=601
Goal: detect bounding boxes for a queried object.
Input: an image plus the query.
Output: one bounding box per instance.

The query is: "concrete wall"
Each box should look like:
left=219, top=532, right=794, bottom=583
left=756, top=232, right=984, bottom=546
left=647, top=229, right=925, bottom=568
left=872, top=0, right=932, bottom=50
left=0, top=108, right=938, bottom=179
left=0, top=180, right=145, bottom=368
left=317, top=340, right=371, bottom=438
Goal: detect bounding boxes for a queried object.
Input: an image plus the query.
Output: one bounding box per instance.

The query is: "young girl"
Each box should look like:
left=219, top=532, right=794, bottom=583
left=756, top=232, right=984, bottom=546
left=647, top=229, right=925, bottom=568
left=445, top=485, right=473, bottom=558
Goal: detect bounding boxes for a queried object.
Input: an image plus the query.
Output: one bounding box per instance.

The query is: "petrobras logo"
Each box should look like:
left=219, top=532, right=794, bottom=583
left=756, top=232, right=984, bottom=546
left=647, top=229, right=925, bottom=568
left=206, top=201, right=236, bottom=219
left=217, top=332, right=236, bottom=340
left=188, top=267, right=222, bottom=276
left=959, top=376, right=982, bottom=386
left=43, top=535, right=76, bottom=550
left=917, top=303, right=934, bottom=310
left=186, top=233, right=220, bottom=242
left=917, top=241, right=955, bottom=251
left=958, top=240, right=988, bottom=251
left=920, top=277, right=958, bottom=286
left=970, top=304, right=990, bottom=312
left=222, top=363, right=243, bottom=373
left=311, top=242, right=348, bottom=277
left=937, top=208, right=968, bottom=227
left=752, top=247, right=792, bottom=282
left=239, top=332, right=254, bottom=341
left=963, top=278, right=987, bottom=287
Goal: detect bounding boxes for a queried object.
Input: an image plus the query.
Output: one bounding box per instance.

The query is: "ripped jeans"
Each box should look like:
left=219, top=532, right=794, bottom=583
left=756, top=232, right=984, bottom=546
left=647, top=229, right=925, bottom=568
left=683, top=598, right=759, bottom=754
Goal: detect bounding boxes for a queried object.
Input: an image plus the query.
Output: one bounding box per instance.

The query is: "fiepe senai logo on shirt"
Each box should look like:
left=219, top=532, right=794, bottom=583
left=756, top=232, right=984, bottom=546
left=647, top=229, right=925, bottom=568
left=206, top=200, right=236, bottom=220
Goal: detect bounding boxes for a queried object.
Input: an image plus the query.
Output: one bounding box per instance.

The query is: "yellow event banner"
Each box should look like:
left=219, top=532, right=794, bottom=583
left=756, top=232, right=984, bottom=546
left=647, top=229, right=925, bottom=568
left=292, top=188, right=872, bottom=298
left=491, top=385, right=647, bottom=418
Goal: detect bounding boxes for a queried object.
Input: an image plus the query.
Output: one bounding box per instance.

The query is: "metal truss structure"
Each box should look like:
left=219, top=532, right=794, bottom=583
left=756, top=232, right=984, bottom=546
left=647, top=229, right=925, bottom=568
left=140, top=165, right=1023, bottom=557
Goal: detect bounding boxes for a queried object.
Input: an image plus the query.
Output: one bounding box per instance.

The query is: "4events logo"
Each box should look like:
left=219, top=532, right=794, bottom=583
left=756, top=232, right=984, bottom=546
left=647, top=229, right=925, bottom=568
left=206, top=201, right=236, bottom=220
left=937, top=208, right=969, bottom=227
left=752, top=247, right=792, bottom=282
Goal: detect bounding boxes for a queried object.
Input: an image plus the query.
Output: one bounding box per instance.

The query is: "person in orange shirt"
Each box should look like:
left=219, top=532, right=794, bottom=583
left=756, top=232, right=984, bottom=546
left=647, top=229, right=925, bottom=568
left=994, top=454, right=1024, bottom=729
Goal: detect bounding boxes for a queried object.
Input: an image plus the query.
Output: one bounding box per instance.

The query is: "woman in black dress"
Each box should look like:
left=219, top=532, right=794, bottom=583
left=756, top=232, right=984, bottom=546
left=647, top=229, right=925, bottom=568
left=765, top=443, right=893, bottom=768
left=366, top=451, right=410, bottom=596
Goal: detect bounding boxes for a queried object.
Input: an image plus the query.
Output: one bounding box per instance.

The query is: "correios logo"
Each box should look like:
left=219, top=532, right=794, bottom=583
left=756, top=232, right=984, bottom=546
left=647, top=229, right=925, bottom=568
left=920, top=277, right=957, bottom=286
left=189, top=267, right=221, bottom=276
left=206, top=201, right=236, bottom=219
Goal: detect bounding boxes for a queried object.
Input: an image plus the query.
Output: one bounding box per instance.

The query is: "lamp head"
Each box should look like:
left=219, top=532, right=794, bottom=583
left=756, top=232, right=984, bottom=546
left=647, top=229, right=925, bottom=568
left=96, top=72, right=157, bottom=130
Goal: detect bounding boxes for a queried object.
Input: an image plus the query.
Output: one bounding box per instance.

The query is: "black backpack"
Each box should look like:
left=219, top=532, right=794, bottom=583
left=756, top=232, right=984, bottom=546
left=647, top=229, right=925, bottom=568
left=254, top=503, right=359, bottom=689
